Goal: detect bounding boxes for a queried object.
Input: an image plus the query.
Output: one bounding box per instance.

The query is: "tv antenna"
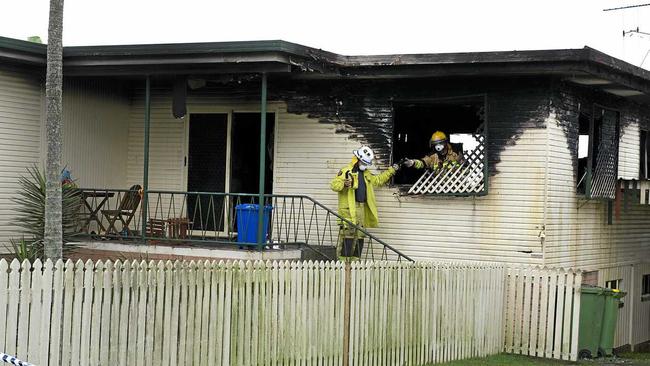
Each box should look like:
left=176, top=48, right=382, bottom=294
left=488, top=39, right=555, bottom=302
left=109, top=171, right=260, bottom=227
left=603, top=3, right=650, bottom=11
left=623, top=27, right=650, bottom=37
left=603, top=3, right=650, bottom=66
left=603, top=3, right=650, bottom=36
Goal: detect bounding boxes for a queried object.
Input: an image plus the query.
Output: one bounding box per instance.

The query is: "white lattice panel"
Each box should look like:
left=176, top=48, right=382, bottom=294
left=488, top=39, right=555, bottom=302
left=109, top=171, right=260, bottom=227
left=590, top=109, right=619, bottom=200
left=408, top=129, right=486, bottom=195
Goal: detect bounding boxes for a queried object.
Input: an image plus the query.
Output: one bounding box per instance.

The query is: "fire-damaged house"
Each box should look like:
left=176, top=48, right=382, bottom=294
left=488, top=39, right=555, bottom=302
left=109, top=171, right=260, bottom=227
left=0, top=36, right=649, bottom=349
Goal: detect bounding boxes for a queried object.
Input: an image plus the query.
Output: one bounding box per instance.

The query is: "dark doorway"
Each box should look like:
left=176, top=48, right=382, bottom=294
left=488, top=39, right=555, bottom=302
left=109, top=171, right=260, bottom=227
left=187, top=113, right=228, bottom=231
left=230, top=112, right=275, bottom=194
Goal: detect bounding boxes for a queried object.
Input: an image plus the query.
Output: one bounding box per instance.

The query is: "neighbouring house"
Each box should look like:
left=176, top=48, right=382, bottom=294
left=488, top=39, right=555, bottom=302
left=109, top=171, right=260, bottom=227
left=0, top=35, right=648, bottom=350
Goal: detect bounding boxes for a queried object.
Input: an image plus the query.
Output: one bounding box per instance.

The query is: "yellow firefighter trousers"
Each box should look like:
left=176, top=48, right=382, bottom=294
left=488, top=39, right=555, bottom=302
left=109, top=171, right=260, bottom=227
left=337, top=202, right=366, bottom=261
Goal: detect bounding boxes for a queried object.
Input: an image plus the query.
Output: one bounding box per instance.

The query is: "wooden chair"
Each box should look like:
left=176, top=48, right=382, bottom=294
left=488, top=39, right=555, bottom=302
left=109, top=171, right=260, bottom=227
left=102, top=185, right=142, bottom=236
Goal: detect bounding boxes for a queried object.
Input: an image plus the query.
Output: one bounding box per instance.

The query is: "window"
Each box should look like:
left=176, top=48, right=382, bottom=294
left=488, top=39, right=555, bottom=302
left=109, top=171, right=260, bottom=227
left=605, top=279, right=625, bottom=307
left=641, top=130, right=649, bottom=180
left=582, top=271, right=598, bottom=286
left=576, top=105, right=620, bottom=199
left=605, top=279, right=621, bottom=290
left=642, top=274, right=650, bottom=302
left=577, top=110, right=590, bottom=194
left=392, top=96, right=487, bottom=196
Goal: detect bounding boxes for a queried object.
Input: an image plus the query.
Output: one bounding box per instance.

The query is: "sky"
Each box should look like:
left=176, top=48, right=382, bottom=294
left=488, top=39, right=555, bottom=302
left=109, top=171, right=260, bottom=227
left=3, top=0, right=650, bottom=69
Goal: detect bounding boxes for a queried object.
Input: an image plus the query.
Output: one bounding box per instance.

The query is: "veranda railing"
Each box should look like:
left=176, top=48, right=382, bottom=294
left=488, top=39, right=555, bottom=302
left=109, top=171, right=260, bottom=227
left=76, top=189, right=412, bottom=262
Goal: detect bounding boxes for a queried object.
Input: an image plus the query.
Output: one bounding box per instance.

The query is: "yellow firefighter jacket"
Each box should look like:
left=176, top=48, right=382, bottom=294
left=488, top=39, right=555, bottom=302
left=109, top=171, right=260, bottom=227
left=413, top=144, right=463, bottom=170
left=330, top=161, right=396, bottom=228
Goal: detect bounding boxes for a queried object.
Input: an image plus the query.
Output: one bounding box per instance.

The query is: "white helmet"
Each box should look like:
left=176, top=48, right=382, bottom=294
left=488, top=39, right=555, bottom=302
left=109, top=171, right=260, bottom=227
left=353, top=145, right=375, bottom=165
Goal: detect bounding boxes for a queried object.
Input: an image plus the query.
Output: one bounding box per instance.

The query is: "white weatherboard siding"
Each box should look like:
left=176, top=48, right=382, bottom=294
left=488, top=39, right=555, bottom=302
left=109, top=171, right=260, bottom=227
left=632, top=263, right=650, bottom=347
left=598, top=263, right=650, bottom=348
left=545, top=112, right=650, bottom=270
left=598, top=265, right=634, bottom=348
left=0, top=67, right=43, bottom=249
left=126, top=89, right=547, bottom=264
left=127, top=88, right=185, bottom=191
left=62, top=79, right=130, bottom=188
left=274, top=110, right=548, bottom=264
left=618, top=117, right=640, bottom=180
left=127, top=87, right=283, bottom=191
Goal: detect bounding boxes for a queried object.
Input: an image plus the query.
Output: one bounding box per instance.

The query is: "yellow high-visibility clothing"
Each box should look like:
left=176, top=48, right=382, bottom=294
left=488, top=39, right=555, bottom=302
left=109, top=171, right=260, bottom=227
left=329, top=162, right=395, bottom=228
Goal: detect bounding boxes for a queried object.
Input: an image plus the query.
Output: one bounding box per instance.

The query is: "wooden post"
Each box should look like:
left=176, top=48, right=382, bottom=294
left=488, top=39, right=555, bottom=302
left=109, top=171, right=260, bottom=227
left=343, top=262, right=352, bottom=366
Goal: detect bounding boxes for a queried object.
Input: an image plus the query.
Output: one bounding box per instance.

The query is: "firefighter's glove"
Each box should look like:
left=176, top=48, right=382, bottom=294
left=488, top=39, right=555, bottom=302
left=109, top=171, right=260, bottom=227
left=392, top=163, right=400, bottom=171
left=343, top=179, right=353, bottom=188
left=402, top=158, right=415, bottom=168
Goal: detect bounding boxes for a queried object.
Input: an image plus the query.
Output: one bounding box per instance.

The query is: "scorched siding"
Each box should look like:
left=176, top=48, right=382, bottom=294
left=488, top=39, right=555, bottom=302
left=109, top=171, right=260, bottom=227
left=545, top=84, right=650, bottom=270
left=275, top=97, right=549, bottom=264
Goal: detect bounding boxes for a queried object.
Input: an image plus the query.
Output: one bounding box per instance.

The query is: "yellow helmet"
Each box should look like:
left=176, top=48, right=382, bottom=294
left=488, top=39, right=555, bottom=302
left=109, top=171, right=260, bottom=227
left=430, top=131, right=448, bottom=145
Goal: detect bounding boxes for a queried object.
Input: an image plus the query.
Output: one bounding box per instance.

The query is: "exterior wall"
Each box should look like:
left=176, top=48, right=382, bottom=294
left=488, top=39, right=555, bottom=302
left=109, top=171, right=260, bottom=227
left=125, top=79, right=550, bottom=264
left=545, top=83, right=650, bottom=270
left=62, top=78, right=131, bottom=188
left=598, top=263, right=650, bottom=348
left=127, top=87, right=185, bottom=191
left=0, top=66, right=43, bottom=249
left=598, top=265, right=634, bottom=348
left=274, top=80, right=551, bottom=264
left=618, top=118, right=640, bottom=180
left=126, top=85, right=284, bottom=191
left=631, top=263, right=650, bottom=348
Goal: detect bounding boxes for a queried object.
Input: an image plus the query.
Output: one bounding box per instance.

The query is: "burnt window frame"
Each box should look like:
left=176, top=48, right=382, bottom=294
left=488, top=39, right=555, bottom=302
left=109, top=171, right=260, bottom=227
left=390, top=94, right=489, bottom=197
left=577, top=103, right=621, bottom=199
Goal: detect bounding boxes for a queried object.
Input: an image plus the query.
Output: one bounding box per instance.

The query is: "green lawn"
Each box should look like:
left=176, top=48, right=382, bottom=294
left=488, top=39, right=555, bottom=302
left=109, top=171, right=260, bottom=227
left=431, top=353, right=650, bottom=365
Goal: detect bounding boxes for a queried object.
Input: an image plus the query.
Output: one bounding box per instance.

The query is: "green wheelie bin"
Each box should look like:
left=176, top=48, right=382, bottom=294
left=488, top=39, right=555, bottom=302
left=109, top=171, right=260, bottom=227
left=578, top=286, right=607, bottom=359
left=599, top=288, right=627, bottom=357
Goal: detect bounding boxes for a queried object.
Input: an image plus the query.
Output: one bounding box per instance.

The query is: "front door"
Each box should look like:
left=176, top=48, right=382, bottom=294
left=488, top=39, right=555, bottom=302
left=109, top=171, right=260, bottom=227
left=187, top=113, right=228, bottom=231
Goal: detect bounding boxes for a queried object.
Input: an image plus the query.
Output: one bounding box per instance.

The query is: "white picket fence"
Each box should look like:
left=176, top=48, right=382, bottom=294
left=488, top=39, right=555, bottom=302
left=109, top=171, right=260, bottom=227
left=347, top=262, right=506, bottom=366
left=0, top=259, right=580, bottom=366
left=504, top=267, right=582, bottom=361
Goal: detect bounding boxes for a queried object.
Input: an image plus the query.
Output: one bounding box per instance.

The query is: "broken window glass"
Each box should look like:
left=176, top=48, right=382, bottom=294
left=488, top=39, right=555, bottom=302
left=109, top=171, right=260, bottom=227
left=392, top=96, right=487, bottom=196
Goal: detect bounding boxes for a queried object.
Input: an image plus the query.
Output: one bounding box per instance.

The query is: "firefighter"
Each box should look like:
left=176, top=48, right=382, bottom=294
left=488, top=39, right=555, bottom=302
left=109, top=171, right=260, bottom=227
left=402, top=131, right=463, bottom=171
left=330, top=145, right=399, bottom=261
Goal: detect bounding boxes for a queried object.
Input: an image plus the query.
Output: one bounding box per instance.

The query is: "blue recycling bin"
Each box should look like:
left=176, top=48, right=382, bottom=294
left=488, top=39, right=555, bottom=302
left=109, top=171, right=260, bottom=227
left=235, top=204, right=273, bottom=245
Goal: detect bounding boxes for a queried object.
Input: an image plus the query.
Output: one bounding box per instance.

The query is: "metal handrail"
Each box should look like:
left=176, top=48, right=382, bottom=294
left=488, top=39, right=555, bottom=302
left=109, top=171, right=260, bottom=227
left=76, top=188, right=413, bottom=262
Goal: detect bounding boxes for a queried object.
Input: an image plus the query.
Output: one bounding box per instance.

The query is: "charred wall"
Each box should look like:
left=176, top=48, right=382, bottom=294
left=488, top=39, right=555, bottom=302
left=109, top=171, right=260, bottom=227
left=271, top=76, right=552, bottom=175
left=552, top=79, right=650, bottom=180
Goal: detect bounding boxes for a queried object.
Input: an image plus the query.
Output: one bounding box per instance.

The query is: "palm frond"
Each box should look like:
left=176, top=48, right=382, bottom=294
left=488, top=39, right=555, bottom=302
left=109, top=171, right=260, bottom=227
left=9, top=165, right=82, bottom=259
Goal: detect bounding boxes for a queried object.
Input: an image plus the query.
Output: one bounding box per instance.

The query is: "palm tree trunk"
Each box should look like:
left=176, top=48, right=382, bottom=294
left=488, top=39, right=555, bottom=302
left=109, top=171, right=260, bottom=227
left=44, top=0, right=65, bottom=260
